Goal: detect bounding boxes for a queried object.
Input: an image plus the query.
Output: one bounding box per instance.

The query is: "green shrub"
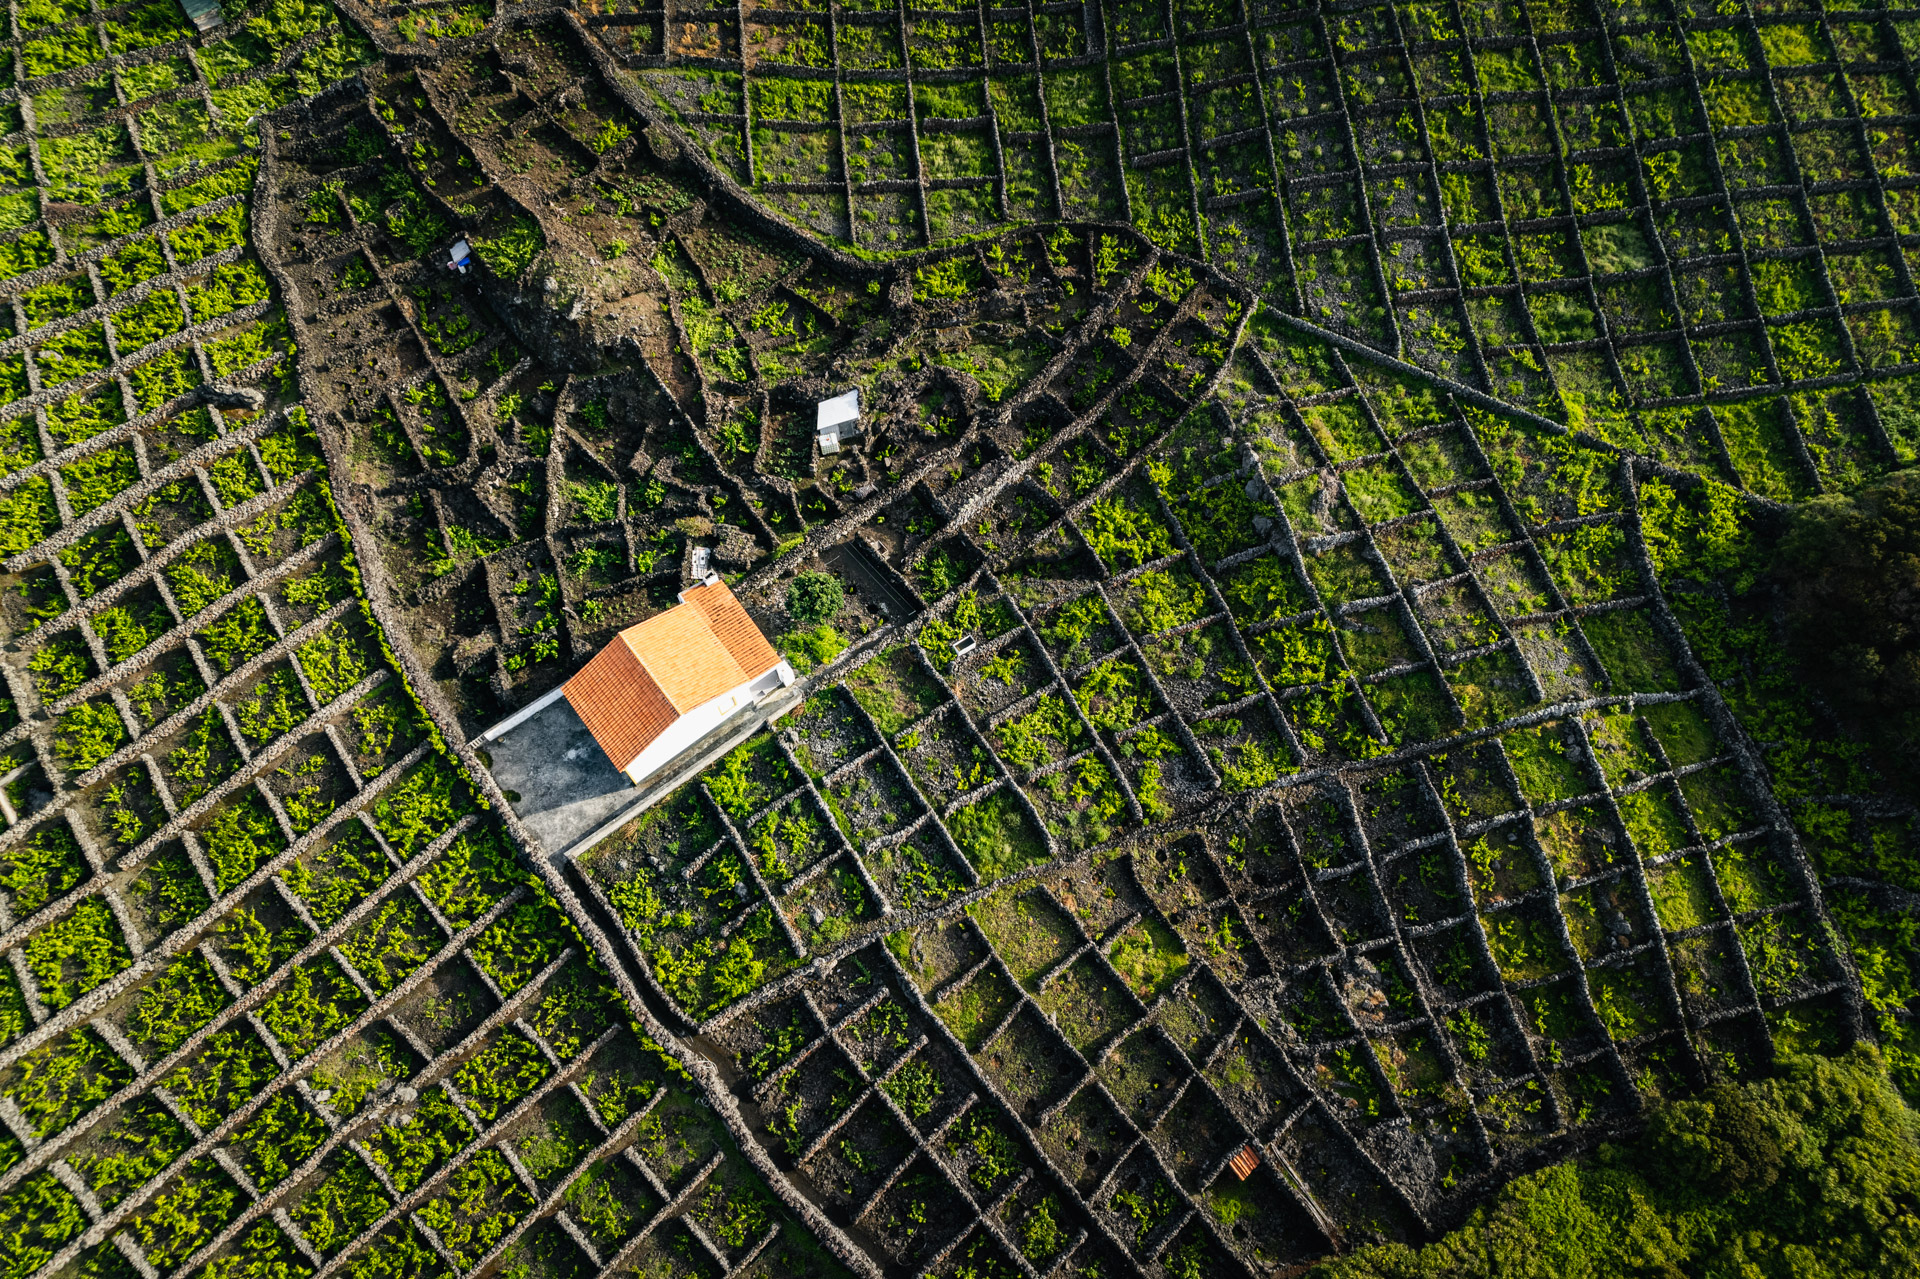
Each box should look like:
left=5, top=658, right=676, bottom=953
left=0, top=479, right=57, bottom=557
left=299, top=618, right=377, bottom=701
left=373, top=755, right=473, bottom=855
left=337, top=1224, right=445, bottom=1279
left=915, top=255, right=982, bottom=300
left=786, top=570, right=844, bottom=623
left=101, top=238, right=167, bottom=295
left=0, top=1172, right=87, bottom=1279
left=0, top=821, right=87, bottom=915
left=469, top=898, right=568, bottom=993
left=54, top=699, right=127, bottom=773
left=283, top=826, right=391, bottom=928
left=290, top=1155, right=391, bottom=1256
left=21, top=27, right=102, bottom=78
left=418, top=823, right=520, bottom=927
left=260, top=957, right=367, bottom=1057
left=160, top=159, right=257, bottom=216
left=452, top=1032, right=550, bottom=1121
left=232, top=1092, right=327, bottom=1190
left=73, top=1099, right=191, bottom=1207
left=129, top=348, right=200, bottom=412
left=7, top=1028, right=134, bottom=1138
left=127, top=953, right=230, bottom=1055
left=168, top=203, right=247, bottom=263
left=110, top=0, right=192, bottom=51
left=198, top=1221, right=311, bottom=1279
left=340, top=893, right=440, bottom=993
left=474, top=215, right=543, bottom=279
left=185, top=261, right=271, bottom=322
left=167, top=1025, right=281, bottom=1126
left=24, top=897, right=131, bottom=1009
left=369, top=1087, right=472, bottom=1193
left=207, top=312, right=290, bottom=376
left=528, top=964, right=618, bottom=1060
left=0, top=231, right=54, bottom=281
left=201, top=794, right=285, bottom=892
left=414, top=1149, right=528, bottom=1267
left=779, top=623, right=845, bottom=674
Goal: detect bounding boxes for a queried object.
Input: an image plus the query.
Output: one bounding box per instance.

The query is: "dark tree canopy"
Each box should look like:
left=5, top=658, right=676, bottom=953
left=1776, top=468, right=1920, bottom=721
left=786, top=571, right=844, bottom=625
left=1313, top=1046, right=1920, bottom=1279
left=1645, top=1083, right=1784, bottom=1198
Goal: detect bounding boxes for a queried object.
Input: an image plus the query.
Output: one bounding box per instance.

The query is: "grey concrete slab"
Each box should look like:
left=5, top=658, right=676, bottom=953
left=482, top=696, right=639, bottom=853
left=550, top=684, right=804, bottom=862
left=486, top=685, right=807, bottom=858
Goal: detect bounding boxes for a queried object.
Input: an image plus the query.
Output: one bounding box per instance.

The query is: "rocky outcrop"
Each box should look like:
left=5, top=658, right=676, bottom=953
left=478, top=245, right=665, bottom=373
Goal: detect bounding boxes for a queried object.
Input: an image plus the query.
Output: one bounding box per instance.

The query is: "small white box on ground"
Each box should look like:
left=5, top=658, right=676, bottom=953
left=447, top=239, right=474, bottom=274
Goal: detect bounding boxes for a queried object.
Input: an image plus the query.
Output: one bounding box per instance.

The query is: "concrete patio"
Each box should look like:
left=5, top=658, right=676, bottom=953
left=481, top=684, right=804, bottom=857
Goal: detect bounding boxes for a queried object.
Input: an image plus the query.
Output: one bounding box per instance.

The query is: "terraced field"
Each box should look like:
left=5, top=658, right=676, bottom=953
left=0, top=1, right=1914, bottom=1278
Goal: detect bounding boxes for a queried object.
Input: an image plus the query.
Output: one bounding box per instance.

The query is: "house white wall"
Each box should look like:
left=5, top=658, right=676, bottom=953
left=618, top=663, right=800, bottom=787
left=752, top=661, right=796, bottom=695
left=622, top=681, right=753, bottom=785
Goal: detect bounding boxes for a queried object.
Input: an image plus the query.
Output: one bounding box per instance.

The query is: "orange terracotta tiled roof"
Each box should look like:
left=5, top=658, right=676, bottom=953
left=625, top=602, right=749, bottom=711
left=563, top=579, right=781, bottom=770
left=682, top=579, right=781, bottom=678
left=1228, top=1144, right=1260, bottom=1181
left=563, top=638, right=678, bottom=771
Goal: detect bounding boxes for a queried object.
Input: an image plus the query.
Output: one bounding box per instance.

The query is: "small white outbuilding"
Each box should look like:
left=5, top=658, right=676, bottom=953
left=816, top=388, right=860, bottom=455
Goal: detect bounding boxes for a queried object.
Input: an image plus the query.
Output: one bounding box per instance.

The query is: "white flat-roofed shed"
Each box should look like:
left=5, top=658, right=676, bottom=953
left=816, top=388, right=860, bottom=454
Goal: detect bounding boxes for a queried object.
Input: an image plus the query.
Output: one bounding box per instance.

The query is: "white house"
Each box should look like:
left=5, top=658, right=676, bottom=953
left=562, top=577, right=795, bottom=787
left=816, top=388, right=860, bottom=455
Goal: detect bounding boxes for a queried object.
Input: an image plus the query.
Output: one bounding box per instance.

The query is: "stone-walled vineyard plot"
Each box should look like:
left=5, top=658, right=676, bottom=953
left=572, top=0, right=1920, bottom=484
left=0, top=0, right=1907, bottom=1278
left=527, top=207, right=1860, bottom=1262
left=0, top=7, right=889, bottom=1279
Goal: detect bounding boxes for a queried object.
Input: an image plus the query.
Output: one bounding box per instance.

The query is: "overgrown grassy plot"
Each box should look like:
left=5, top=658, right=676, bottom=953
left=935, top=958, right=1022, bottom=1056
left=1036, top=955, right=1137, bottom=1058
left=843, top=643, right=947, bottom=738
left=582, top=782, right=798, bottom=1021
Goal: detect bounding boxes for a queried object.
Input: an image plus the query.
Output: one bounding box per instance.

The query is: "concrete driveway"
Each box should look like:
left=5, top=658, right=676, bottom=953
left=482, top=685, right=804, bottom=857
left=482, top=696, right=640, bottom=854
